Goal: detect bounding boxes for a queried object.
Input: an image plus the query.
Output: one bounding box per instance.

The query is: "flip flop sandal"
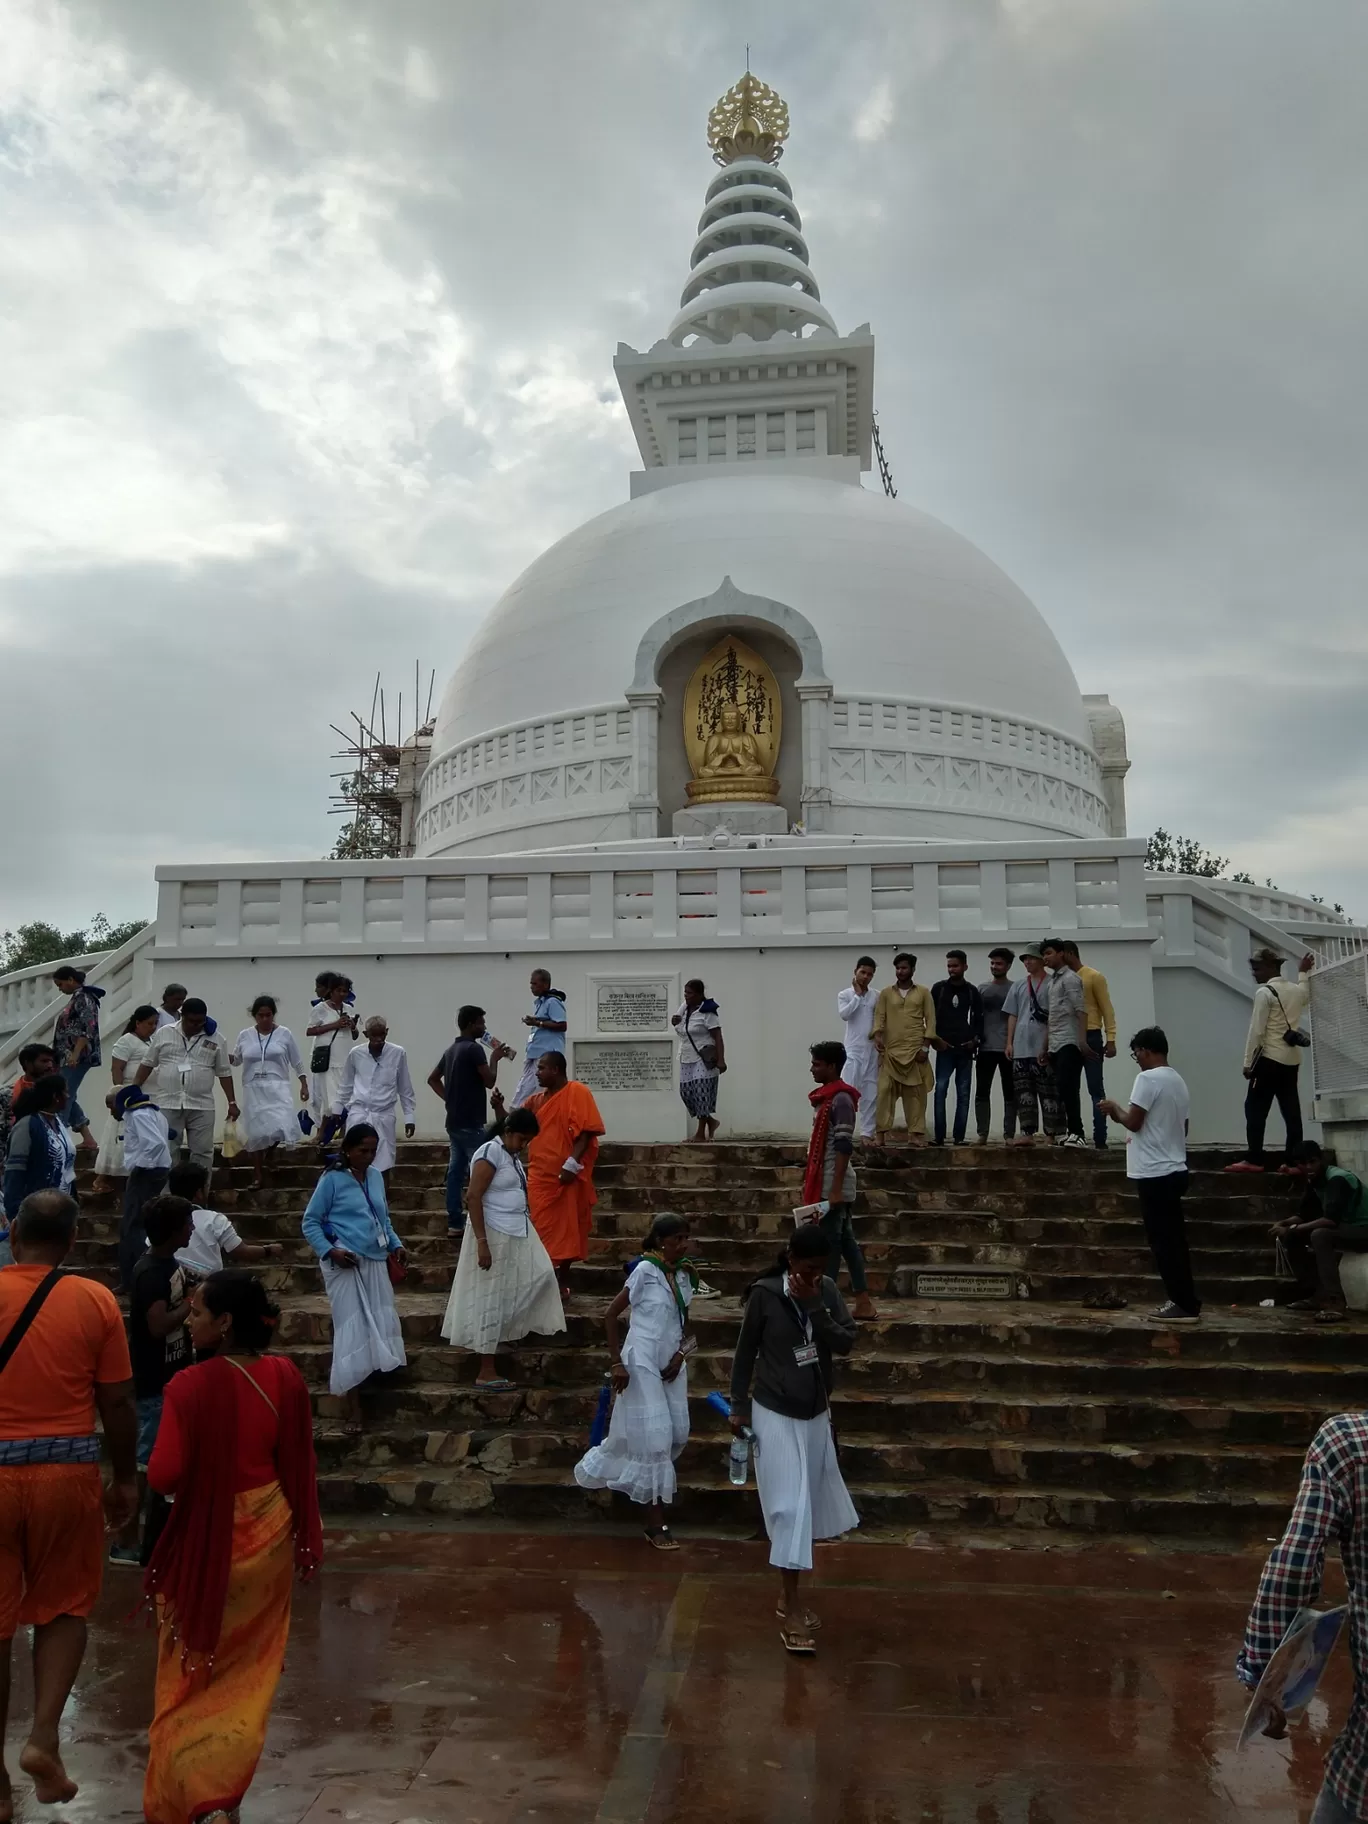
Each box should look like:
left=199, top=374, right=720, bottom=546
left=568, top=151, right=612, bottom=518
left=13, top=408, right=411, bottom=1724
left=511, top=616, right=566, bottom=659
left=1314, top=1308, right=1348, bottom=1324
left=776, top=1605, right=822, bottom=1629
left=780, top=1625, right=817, bottom=1655
left=1283, top=1298, right=1319, bottom=1313
left=474, top=1378, right=516, bottom=1391
left=1083, top=1293, right=1128, bottom=1311
left=644, top=1525, right=680, bottom=1552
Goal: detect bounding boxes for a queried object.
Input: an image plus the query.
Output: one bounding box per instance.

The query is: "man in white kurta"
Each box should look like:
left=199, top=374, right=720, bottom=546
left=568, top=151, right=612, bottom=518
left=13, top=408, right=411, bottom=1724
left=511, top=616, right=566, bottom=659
left=337, top=1018, right=417, bottom=1174
left=836, top=957, right=879, bottom=1139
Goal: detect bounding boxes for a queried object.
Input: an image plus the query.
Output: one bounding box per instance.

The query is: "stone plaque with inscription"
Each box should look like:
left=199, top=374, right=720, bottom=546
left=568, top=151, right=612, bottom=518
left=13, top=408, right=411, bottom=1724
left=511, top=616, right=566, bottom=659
left=574, top=1041, right=674, bottom=1093
left=595, top=981, right=673, bottom=1033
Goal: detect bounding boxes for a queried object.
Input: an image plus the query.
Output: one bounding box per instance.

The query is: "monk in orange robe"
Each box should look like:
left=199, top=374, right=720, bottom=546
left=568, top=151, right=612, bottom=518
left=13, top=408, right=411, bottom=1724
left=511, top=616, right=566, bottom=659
left=523, top=1051, right=604, bottom=1290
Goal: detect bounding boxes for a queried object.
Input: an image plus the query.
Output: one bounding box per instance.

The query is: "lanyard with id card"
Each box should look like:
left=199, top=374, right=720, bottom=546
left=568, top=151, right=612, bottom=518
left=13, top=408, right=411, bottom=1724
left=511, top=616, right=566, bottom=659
left=784, top=1275, right=820, bottom=1368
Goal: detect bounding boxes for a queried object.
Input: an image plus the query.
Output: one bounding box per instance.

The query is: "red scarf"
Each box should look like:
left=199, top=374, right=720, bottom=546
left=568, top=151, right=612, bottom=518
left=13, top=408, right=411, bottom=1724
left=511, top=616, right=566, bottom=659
left=804, top=1078, right=859, bottom=1204
left=144, top=1353, right=323, bottom=1664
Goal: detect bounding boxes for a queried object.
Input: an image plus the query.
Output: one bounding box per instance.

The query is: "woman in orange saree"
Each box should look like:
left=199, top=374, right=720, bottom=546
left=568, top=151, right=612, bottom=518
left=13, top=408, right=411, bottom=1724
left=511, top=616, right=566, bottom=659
left=142, top=1271, right=322, bottom=1824
left=522, top=1051, right=605, bottom=1293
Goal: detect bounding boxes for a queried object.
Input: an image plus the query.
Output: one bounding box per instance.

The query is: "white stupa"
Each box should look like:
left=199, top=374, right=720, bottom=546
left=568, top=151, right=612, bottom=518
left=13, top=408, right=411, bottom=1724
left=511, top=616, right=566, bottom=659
left=417, top=73, right=1129, bottom=859
left=6, top=74, right=1348, bottom=1154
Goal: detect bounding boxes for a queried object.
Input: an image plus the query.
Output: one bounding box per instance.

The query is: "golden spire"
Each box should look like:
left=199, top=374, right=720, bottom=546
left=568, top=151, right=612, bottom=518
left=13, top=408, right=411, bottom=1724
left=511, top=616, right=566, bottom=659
left=706, top=72, right=789, bottom=167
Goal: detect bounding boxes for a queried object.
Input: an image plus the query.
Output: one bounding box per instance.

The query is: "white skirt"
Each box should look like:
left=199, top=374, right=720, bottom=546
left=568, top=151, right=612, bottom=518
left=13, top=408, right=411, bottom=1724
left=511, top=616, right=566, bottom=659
left=575, top=1361, right=690, bottom=1507
left=441, top=1224, right=566, bottom=1355
left=241, top=1073, right=301, bottom=1154
left=752, top=1403, right=859, bottom=1570
left=322, top=1255, right=407, bottom=1395
left=93, top=1111, right=126, bottom=1178
left=348, top=1100, right=398, bottom=1173
left=511, top=1060, right=540, bottom=1108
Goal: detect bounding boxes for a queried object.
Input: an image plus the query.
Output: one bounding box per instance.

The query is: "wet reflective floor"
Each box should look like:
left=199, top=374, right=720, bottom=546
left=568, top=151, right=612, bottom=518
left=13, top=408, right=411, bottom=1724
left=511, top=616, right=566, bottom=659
left=5, top=1527, right=1349, bottom=1822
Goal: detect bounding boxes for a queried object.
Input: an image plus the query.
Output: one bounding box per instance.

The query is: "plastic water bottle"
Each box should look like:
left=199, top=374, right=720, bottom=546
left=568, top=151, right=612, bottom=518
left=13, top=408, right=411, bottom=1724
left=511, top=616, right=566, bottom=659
left=728, top=1430, right=752, bottom=1486
left=705, top=1392, right=752, bottom=1486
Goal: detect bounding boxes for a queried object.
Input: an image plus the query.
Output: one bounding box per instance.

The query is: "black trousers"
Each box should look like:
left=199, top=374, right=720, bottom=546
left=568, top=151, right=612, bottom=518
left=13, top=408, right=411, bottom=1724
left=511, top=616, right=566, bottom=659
left=1135, top=1171, right=1199, bottom=1314
left=1245, top=1059, right=1304, bottom=1164
left=1051, top=1044, right=1086, bottom=1139
left=974, top=1052, right=1017, bottom=1139
left=1283, top=1224, right=1368, bottom=1302
left=121, top=1165, right=168, bottom=1290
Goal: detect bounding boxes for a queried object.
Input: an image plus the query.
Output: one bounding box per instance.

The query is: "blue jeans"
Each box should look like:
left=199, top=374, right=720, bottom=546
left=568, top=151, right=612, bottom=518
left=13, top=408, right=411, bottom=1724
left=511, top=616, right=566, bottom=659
left=60, top=1061, right=92, bottom=1131
left=445, top=1126, right=484, bottom=1231
left=1311, top=1783, right=1359, bottom=1823
left=819, top=1203, right=867, bottom=1295
left=136, top=1395, right=164, bottom=1471
left=1083, top=1028, right=1108, bottom=1146
left=934, top=1048, right=974, bottom=1143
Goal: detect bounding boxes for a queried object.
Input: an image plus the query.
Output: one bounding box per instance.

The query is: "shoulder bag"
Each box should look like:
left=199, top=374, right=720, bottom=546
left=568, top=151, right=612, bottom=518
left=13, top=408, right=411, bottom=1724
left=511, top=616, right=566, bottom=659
left=682, top=1010, right=719, bottom=1073
left=1268, top=983, right=1311, bottom=1049
left=0, top=1270, right=63, bottom=1378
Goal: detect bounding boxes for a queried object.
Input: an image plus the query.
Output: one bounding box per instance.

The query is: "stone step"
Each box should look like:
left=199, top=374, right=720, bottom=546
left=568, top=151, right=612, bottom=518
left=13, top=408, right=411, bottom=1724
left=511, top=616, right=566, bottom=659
left=305, top=1380, right=1334, bottom=1448
left=312, top=1462, right=1297, bottom=1536
left=313, top=1414, right=1311, bottom=1497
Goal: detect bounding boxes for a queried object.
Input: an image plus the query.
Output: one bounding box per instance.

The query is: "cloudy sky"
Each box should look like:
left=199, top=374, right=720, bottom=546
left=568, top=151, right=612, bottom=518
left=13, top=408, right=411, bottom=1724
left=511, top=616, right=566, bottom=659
left=2, top=0, right=1365, bottom=934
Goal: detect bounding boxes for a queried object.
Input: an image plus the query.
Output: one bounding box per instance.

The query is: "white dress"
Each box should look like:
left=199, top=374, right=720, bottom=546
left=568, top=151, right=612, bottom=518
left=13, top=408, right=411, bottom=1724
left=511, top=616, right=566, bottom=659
left=441, top=1139, right=566, bottom=1355
left=231, top=1026, right=305, bottom=1153
left=752, top=1403, right=860, bottom=1571
left=93, top=1031, right=150, bottom=1176
left=307, top=1004, right=355, bottom=1122
left=675, top=1002, right=722, bottom=1120
left=575, top=1262, right=692, bottom=1507
left=336, top=1041, right=417, bottom=1173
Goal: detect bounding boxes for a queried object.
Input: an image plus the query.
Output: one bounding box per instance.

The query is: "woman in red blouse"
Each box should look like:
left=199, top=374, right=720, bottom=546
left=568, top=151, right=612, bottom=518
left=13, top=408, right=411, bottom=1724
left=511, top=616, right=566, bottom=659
left=142, top=1272, right=322, bottom=1824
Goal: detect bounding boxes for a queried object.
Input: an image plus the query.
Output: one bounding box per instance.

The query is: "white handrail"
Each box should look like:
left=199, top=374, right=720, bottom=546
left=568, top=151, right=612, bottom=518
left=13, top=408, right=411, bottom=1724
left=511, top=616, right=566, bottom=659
left=0, top=926, right=158, bottom=1082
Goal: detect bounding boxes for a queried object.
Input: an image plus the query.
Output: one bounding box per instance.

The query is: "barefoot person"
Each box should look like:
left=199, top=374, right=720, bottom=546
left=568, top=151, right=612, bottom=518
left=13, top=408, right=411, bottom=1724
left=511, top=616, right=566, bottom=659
left=803, top=1042, right=877, bottom=1321
left=523, top=1052, right=605, bottom=1296
left=230, top=996, right=309, bottom=1190
left=575, top=1215, right=696, bottom=1550
left=337, top=1016, right=417, bottom=1176
left=870, top=953, right=936, bottom=1146
left=672, top=979, right=725, bottom=1141
left=143, top=1272, right=323, bottom=1824
left=301, top=1125, right=407, bottom=1432
left=0, top=1190, right=138, bottom=1817
left=728, top=1222, right=858, bottom=1656
left=441, top=1107, right=565, bottom=1389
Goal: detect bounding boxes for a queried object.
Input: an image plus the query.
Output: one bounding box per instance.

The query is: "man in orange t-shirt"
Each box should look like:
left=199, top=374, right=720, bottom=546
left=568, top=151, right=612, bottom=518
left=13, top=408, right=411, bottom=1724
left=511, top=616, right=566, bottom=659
left=0, top=1190, right=137, bottom=1809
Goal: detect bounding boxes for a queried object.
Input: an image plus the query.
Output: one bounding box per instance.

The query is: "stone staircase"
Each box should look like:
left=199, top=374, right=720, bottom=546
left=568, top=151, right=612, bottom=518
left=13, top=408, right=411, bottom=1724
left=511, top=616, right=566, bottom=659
left=71, top=1141, right=1364, bottom=1543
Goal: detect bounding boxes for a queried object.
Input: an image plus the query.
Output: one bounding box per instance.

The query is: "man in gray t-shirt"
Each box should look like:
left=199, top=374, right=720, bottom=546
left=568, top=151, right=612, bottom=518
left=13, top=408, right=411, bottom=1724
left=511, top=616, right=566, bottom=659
left=975, top=947, right=1018, bottom=1142
left=1041, top=939, right=1092, bottom=1145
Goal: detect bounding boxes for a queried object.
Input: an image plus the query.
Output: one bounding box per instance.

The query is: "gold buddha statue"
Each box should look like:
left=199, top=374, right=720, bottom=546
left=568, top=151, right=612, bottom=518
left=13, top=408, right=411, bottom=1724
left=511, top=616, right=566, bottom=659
left=683, top=635, right=782, bottom=805
left=699, top=703, right=766, bottom=779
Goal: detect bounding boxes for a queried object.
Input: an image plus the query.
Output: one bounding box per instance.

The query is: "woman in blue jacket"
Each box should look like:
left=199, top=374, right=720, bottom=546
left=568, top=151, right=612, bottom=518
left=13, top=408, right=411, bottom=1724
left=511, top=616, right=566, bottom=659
left=302, top=1123, right=407, bottom=1431
left=2, top=1074, right=76, bottom=1233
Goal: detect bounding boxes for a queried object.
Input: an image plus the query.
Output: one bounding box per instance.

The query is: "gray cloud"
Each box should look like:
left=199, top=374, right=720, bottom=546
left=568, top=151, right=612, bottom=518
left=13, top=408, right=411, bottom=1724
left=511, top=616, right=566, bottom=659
left=1, top=0, right=1363, bottom=931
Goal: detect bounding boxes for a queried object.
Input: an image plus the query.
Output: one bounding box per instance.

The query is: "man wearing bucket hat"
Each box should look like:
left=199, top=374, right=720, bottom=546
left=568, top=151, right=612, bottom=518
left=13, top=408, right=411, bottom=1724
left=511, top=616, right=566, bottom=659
left=115, top=1085, right=172, bottom=1290
left=1002, top=945, right=1063, bottom=1146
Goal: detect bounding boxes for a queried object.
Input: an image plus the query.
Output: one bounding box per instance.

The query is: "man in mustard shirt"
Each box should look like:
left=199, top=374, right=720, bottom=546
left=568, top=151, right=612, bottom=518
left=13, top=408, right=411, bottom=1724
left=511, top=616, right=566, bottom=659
left=870, top=952, right=937, bottom=1146
left=1062, top=941, right=1116, bottom=1148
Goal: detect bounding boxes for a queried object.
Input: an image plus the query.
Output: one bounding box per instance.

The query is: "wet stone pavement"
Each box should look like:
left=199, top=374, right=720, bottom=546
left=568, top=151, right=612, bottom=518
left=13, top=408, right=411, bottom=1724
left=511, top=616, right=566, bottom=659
left=10, top=1526, right=1349, bottom=1823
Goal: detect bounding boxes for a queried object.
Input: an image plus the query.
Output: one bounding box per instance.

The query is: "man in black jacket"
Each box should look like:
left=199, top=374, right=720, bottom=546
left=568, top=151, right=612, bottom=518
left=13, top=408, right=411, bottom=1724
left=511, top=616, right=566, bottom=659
left=931, top=950, right=984, bottom=1146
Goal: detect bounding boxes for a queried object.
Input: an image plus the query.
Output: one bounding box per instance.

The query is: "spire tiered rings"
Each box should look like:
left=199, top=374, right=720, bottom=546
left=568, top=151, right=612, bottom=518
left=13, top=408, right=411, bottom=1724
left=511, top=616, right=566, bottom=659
left=668, top=74, right=834, bottom=347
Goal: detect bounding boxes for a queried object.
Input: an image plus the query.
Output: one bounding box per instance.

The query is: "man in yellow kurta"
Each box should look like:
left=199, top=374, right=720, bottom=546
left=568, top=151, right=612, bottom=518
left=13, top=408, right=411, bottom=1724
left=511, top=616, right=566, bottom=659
left=870, top=952, right=937, bottom=1145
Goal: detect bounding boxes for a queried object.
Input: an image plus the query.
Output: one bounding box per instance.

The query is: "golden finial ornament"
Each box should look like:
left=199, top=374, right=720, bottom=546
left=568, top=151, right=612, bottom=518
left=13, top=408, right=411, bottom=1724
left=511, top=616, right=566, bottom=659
left=706, top=72, right=789, bottom=166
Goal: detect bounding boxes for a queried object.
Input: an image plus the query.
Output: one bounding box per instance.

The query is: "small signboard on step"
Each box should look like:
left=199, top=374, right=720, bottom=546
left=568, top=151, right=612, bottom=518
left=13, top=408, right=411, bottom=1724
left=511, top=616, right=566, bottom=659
left=910, top=1270, right=1020, bottom=1301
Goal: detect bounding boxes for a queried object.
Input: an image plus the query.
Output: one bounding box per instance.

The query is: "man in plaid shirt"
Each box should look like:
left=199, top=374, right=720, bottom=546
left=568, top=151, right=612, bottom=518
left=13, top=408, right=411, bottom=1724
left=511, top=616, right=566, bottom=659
left=1239, top=1412, right=1368, bottom=1821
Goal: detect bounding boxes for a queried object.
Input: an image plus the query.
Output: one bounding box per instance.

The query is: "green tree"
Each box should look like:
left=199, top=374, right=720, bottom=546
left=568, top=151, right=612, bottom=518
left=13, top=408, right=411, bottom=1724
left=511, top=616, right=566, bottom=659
left=0, top=915, right=150, bottom=974
left=1146, top=828, right=1229, bottom=878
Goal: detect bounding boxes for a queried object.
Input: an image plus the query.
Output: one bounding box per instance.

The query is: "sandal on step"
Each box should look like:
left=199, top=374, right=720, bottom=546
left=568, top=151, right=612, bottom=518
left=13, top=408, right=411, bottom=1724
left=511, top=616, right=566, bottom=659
left=780, top=1623, right=816, bottom=1655
left=644, top=1524, right=680, bottom=1552
left=776, top=1604, right=821, bottom=1630
left=474, top=1378, right=516, bottom=1392
left=1315, top=1307, right=1348, bottom=1324
left=1083, top=1292, right=1128, bottom=1311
